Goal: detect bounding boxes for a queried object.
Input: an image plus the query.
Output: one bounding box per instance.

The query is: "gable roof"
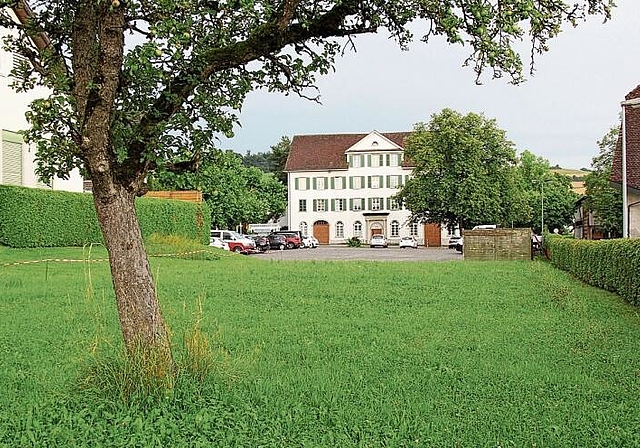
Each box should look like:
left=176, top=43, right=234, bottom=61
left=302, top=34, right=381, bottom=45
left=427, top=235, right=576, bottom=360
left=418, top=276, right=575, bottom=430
left=612, top=84, right=640, bottom=191
left=285, top=131, right=411, bottom=172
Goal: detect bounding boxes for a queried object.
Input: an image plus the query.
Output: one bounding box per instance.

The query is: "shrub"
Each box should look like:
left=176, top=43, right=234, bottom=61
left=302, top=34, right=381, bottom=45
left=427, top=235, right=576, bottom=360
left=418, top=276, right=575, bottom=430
left=545, top=235, right=640, bottom=306
left=0, top=185, right=211, bottom=248
left=347, top=236, right=362, bottom=247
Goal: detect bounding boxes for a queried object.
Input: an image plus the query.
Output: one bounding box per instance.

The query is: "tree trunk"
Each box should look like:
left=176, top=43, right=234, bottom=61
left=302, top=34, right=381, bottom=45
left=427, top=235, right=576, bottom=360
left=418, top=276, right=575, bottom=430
left=93, top=184, right=172, bottom=368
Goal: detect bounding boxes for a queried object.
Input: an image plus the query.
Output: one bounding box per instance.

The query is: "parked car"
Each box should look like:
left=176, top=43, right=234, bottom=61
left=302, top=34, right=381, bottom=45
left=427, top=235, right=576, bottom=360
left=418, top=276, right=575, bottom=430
left=271, top=232, right=301, bottom=249
left=455, top=237, right=463, bottom=253
left=369, top=234, right=388, bottom=248
left=209, top=236, right=230, bottom=251
left=210, top=230, right=256, bottom=253
left=266, top=234, right=287, bottom=250
left=399, top=235, right=418, bottom=249
left=300, top=235, right=319, bottom=248
left=447, top=235, right=461, bottom=249
left=251, top=234, right=270, bottom=252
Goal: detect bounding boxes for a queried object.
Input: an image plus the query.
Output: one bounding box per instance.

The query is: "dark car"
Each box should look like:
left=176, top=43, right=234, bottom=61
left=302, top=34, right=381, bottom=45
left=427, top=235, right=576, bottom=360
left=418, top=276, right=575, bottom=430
left=448, top=235, right=461, bottom=249
left=270, top=232, right=301, bottom=249
left=251, top=235, right=270, bottom=252
left=267, top=234, right=287, bottom=250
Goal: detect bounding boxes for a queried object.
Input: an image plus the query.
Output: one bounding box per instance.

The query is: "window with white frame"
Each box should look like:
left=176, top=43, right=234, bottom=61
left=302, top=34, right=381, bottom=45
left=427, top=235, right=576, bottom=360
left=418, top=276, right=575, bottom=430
left=410, top=222, right=418, bottom=236
left=352, top=198, right=364, bottom=211
left=370, top=176, right=380, bottom=189
left=352, top=176, right=362, bottom=189
left=389, top=175, right=399, bottom=189
left=391, top=220, right=399, bottom=237
left=371, top=154, right=380, bottom=167
left=297, top=177, right=308, bottom=190
left=354, top=221, right=363, bottom=237
left=351, top=154, right=362, bottom=168
left=299, top=199, right=307, bottom=212
left=371, top=197, right=382, bottom=211
left=389, top=198, right=400, bottom=211
left=316, top=177, right=326, bottom=190
left=336, top=221, right=344, bottom=238
left=299, top=221, right=308, bottom=236
left=333, top=176, right=344, bottom=189
left=334, top=198, right=346, bottom=212
left=390, top=153, right=400, bottom=167
left=314, top=199, right=327, bottom=212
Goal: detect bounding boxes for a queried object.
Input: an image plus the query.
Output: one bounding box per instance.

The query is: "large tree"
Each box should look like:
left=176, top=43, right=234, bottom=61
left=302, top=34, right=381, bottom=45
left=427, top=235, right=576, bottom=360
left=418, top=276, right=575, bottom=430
left=0, top=0, right=614, bottom=365
left=396, top=109, right=522, bottom=230
left=584, top=126, right=623, bottom=237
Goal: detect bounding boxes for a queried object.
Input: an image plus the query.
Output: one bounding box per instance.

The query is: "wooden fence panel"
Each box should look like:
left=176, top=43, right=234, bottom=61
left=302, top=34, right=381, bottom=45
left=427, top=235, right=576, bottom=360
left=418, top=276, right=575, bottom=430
left=464, top=228, right=531, bottom=261
left=144, top=190, right=202, bottom=203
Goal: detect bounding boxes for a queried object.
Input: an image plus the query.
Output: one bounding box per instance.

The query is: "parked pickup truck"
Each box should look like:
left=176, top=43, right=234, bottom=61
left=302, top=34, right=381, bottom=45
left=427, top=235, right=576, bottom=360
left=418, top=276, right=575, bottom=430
left=210, top=230, right=256, bottom=253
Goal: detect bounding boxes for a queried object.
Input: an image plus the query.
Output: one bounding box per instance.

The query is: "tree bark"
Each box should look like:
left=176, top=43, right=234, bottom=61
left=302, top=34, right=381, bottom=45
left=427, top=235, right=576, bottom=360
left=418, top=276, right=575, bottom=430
left=92, top=185, right=171, bottom=362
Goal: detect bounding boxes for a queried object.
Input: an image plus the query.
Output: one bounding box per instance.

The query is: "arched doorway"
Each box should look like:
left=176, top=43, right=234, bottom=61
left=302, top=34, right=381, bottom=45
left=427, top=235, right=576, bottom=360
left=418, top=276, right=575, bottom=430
left=370, top=222, right=384, bottom=238
left=313, top=220, right=330, bottom=244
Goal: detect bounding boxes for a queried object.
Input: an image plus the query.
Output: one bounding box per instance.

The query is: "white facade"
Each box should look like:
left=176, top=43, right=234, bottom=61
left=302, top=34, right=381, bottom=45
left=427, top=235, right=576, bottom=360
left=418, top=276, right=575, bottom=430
left=0, top=26, right=83, bottom=192
left=287, top=131, right=448, bottom=245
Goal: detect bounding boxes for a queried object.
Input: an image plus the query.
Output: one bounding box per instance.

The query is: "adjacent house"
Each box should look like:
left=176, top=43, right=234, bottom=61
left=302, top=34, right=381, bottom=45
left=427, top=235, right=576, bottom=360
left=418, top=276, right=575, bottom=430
left=0, top=23, right=83, bottom=192
left=611, top=83, right=640, bottom=238
left=284, top=131, right=448, bottom=246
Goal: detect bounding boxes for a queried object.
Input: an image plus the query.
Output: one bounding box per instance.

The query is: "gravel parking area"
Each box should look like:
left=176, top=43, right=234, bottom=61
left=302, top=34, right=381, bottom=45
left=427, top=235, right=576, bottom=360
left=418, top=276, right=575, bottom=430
left=253, top=245, right=462, bottom=261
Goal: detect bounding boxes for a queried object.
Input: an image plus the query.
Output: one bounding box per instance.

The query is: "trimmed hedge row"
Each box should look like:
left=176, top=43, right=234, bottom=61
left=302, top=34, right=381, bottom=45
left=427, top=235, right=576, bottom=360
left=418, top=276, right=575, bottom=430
left=545, top=235, right=640, bottom=306
left=0, top=185, right=210, bottom=248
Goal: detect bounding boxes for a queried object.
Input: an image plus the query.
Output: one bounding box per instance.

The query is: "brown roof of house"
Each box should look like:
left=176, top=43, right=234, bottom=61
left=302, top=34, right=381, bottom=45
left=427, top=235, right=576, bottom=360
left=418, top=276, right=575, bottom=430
left=285, top=132, right=412, bottom=172
left=612, top=84, right=640, bottom=190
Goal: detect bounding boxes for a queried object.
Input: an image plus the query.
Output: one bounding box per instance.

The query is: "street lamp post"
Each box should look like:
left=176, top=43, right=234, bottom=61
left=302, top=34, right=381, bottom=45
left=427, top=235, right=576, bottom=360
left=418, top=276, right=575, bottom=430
left=620, top=97, right=640, bottom=238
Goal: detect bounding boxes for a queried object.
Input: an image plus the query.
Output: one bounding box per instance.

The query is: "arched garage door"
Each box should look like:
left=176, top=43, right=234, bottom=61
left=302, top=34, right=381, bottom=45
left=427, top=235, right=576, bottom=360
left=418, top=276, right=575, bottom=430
left=313, top=220, right=330, bottom=244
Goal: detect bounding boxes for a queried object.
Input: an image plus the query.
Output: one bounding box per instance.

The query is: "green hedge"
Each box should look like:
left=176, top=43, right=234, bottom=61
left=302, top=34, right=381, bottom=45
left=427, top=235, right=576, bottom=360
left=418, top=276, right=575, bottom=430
left=545, top=235, right=640, bottom=306
left=0, top=185, right=210, bottom=248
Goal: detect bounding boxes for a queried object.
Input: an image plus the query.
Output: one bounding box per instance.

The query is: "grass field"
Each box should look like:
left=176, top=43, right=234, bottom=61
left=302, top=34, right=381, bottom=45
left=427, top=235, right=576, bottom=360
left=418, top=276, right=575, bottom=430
left=2, top=243, right=640, bottom=446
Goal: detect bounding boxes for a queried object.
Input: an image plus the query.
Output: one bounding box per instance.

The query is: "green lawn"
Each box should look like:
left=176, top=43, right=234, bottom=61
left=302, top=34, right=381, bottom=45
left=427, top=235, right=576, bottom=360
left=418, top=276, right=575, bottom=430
left=1, top=244, right=640, bottom=447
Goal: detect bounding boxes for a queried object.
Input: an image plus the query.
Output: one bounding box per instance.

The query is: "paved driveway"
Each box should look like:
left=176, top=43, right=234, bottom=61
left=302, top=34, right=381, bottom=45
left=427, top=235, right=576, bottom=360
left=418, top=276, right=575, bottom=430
left=253, top=245, right=462, bottom=262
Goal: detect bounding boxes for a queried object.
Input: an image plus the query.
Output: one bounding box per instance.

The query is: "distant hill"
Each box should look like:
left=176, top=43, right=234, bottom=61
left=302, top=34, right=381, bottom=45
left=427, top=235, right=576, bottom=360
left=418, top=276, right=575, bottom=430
left=551, top=168, right=590, bottom=195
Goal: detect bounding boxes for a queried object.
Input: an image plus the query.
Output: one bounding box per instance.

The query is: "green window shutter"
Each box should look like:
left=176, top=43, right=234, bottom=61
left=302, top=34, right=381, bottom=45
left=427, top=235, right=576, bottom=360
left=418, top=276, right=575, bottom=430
left=313, top=200, right=317, bottom=212
left=349, top=198, right=353, bottom=211
left=386, top=154, right=390, bottom=166
left=361, top=176, right=365, bottom=189
left=386, top=175, right=390, bottom=188
left=386, top=197, right=391, bottom=209
left=398, top=175, right=403, bottom=187
left=348, top=155, right=353, bottom=167
left=367, top=198, right=372, bottom=210
left=379, top=155, right=384, bottom=166
left=312, top=178, right=317, bottom=190
left=305, top=178, right=309, bottom=189
left=349, top=177, right=353, bottom=189
left=325, top=177, right=329, bottom=189
left=331, top=199, right=335, bottom=211
left=367, top=176, right=372, bottom=188
left=367, top=154, right=371, bottom=167
left=330, top=177, right=335, bottom=189
left=341, top=177, right=346, bottom=189
left=379, top=197, right=384, bottom=210
left=295, top=178, right=299, bottom=190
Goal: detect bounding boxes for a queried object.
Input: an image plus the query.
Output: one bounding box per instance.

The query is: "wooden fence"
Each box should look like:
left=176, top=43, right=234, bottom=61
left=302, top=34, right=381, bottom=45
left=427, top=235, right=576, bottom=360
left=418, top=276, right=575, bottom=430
left=144, top=190, right=202, bottom=203
left=463, top=228, right=531, bottom=261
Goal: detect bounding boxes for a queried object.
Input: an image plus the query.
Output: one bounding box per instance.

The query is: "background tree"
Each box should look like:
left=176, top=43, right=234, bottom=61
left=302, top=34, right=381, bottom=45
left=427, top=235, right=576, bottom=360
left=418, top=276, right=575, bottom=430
left=241, top=135, right=291, bottom=185
left=150, top=151, right=287, bottom=229
left=1, top=0, right=614, bottom=365
left=584, top=126, right=623, bottom=237
left=241, top=151, right=272, bottom=172
left=515, top=150, right=577, bottom=233
left=397, top=109, right=520, bottom=230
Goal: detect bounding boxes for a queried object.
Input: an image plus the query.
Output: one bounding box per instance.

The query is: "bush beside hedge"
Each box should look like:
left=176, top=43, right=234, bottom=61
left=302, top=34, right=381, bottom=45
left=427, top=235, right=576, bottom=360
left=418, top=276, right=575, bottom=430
left=0, top=185, right=210, bottom=248
left=545, top=235, right=640, bottom=306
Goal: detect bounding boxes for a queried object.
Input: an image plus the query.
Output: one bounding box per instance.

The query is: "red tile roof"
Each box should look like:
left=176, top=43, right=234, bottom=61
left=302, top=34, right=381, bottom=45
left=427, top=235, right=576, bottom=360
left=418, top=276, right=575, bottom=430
left=285, top=132, right=412, bottom=172
left=612, top=84, right=640, bottom=190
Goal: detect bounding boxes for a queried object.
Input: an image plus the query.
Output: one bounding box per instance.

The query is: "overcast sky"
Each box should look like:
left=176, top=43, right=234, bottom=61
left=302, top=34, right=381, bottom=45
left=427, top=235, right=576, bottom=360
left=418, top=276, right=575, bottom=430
left=219, top=1, right=640, bottom=170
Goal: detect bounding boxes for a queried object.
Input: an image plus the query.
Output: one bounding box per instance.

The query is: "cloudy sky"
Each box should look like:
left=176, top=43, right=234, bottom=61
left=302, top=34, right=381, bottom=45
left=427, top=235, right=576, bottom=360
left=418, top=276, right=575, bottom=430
left=219, top=1, right=640, bottom=170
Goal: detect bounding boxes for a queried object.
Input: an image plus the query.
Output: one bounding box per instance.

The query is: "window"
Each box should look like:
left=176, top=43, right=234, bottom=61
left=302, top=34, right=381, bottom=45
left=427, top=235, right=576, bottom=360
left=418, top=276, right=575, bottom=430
left=371, top=197, right=382, bottom=211
left=351, top=176, right=362, bottom=189
left=410, top=222, right=419, bottom=236
left=333, top=198, right=346, bottom=212
left=336, top=221, right=344, bottom=238
left=390, top=153, right=400, bottom=167
left=391, top=220, right=399, bottom=237
left=314, top=199, right=327, bottom=212
left=388, top=175, right=399, bottom=189
left=299, top=199, right=307, bottom=212
left=300, top=222, right=308, bottom=236
left=333, top=177, right=345, bottom=190
left=388, top=198, right=400, bottom=211
left=316, top=177, right=326, bottom=190
left=370, top=176, right=380, bottom=189
left=2, top=132, right=23, bottom=185
left=371, top=154, right=380, bottom=167
left=354, top=221, right=363, bottom=237
left=296, top=177, right=308, bottom=190
left=351, top=154, right=362, bottom=168
left=351, top=198, right=364, bottom=211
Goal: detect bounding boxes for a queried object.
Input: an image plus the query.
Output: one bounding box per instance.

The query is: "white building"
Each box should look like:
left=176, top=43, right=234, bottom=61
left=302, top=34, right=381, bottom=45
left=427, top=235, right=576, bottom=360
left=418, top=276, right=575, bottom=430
left=285, top=131, right=447, bottom=246
left=0, top=23, right=83, bottom=192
